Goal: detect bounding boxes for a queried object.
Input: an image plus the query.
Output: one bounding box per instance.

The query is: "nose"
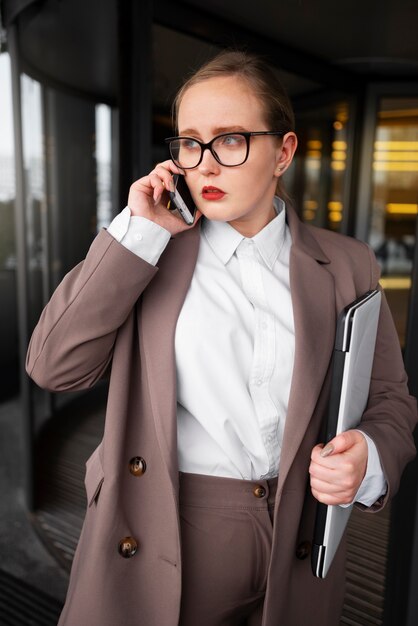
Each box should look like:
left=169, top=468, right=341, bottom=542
left=197, top=147, right=221, bottom=176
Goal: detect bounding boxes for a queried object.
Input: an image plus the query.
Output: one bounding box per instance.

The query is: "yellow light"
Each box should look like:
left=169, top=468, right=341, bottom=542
left=375, top=141, right=418, bottom=150
left=373, top=162, right=418, bottom=171
left=331, top=162, right=346, bottom=171
left=374, top=151, right=418, bottom=161
left=378, top=108, right=418, bottom=119
left=304, top=200, right=318, bottom=209
left=332, top=141, right=347, bottom=150
left=307, top=140, right=322, bottom=149
left=386, top=203, right=418, bottom=215
left=336, top=109, right=349, bottom=122
left=306, top=150, right=322, bottom=158
left=379, top=277, right=411, bottom=290
left=303, top=209, right=316, bottom=221
left=331, top=151, right=347, bottom=161
left=329, top=211, right=342, bottom=222
left=333, top=121, right=343, bottom=131
left=306, top=161, right=321, bottom=170
left=328, top=201, right=343, bottom=211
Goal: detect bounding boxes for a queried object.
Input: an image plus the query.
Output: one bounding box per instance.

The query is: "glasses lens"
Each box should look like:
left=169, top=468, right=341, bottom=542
left=212, top=134, right=247, bottom=166
left=170, top=138, right=201, bottom=168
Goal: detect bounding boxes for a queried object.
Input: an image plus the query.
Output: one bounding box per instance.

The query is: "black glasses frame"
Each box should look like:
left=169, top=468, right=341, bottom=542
left=164, top=131, right=286, bottom=169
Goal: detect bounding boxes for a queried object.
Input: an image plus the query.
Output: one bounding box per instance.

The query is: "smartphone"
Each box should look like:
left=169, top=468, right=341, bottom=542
left=167, top=175, right=196, bottom=225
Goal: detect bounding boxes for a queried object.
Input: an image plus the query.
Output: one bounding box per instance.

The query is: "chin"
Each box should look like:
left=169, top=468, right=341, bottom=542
left=199, top=206, right=234, bottom=222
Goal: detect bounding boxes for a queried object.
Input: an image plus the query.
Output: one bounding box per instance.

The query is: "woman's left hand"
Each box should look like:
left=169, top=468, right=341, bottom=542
left=309, top=430, right=368, bottom=505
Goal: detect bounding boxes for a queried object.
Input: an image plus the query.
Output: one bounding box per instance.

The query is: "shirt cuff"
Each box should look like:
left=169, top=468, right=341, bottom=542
left=106, top=207, right=171, bottom=266
left=339, top=430, right=387, bottom=508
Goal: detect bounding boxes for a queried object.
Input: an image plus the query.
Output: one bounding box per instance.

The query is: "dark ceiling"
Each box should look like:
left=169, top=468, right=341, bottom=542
left=186, top=0, right=418, bottom=72
left=2, top=0, right=418, bottom=106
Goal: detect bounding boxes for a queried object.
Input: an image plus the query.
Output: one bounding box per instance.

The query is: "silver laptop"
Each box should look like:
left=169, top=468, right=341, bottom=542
left=312, top=289, right=382, bottom=578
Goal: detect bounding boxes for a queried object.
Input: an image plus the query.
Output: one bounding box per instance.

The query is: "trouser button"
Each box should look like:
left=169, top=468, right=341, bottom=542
left=253, top=485, right=266, bottom=498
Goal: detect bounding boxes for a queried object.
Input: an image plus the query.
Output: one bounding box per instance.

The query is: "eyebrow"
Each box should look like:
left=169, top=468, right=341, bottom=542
left=178, top=125, right=250, bottom=137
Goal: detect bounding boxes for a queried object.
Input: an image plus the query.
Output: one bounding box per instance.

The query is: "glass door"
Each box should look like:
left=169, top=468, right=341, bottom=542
left=288, top=100, right=352, bottom=233
left=368, top=97, right=418, bottom=348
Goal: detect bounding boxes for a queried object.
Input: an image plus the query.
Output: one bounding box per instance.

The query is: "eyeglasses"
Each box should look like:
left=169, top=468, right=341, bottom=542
left=164, top=131, right=286, bottom=169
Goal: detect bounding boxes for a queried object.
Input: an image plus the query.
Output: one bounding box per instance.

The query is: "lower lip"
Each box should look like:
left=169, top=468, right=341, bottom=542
left=202, top=191, right=225, bottom=201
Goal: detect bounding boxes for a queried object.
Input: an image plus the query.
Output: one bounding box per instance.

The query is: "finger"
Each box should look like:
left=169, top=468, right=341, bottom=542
left=320, top=429, right=365, bottom=458
left=148, top=173, right=169, bottom=204
left=310, top=467, right=359, bottom=494
left=154, top=160, right=184, bottom=180
left=152, top=167, right=176, bottom=194
left=310, top=475, right=350, bottom=495
left=310, top=460, right=359, bottom=487
left=311, top=486, right=354, bottom=506
left=311, top=444, right=341, bottom=468
left=311, top=475, right=357, bottom=503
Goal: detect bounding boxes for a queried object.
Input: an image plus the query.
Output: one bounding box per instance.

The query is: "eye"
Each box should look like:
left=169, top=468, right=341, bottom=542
left=218, top=134, right=246, bottom=147
left=181, top=138, right=200, bottom=150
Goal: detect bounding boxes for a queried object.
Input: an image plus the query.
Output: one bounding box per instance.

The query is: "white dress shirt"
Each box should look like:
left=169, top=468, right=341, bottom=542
left=175, top=202, right=293, bottom=480
left=107, top=199, right=387, bottom=506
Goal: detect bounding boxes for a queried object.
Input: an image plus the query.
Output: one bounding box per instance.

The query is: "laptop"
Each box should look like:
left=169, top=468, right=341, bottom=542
left=311, top=289, right=382, bottom=578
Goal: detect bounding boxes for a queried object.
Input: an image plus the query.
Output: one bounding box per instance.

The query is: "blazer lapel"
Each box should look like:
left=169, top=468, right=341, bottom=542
left=140, top=224, right=201, bottom=491
left=277, top=208, right=336, bottom=493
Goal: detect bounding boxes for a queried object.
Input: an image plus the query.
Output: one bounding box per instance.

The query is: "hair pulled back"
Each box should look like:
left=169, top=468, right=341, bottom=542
left=172, top=50, right=295, bottom=135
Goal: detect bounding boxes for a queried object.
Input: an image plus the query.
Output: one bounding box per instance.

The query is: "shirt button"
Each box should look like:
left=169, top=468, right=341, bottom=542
left=134, top=233, right=143, bottom=241
left=253, top=485, right=266, bottom=498
left=256, top=379, right=263, bottom=386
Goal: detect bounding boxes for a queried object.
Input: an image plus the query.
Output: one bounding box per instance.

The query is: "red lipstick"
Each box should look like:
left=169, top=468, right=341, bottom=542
left=202, top=186, right=226, bottom=200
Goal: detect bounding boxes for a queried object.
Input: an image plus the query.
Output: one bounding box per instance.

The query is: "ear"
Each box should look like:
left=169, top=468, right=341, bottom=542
left=274, top=132, right=298, bottom=177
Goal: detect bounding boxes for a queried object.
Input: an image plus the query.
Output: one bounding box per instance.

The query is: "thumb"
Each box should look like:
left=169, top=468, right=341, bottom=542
left=320, top=429, right=364, bottom=458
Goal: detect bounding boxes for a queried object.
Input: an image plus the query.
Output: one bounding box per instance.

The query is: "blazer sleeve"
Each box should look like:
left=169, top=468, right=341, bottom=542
left=26, top=229, right=158, bottom=392
left=356, top=245, right=417, bottom=511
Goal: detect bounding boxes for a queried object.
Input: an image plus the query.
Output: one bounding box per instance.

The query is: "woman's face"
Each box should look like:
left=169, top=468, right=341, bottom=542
left=177, top=75, right=296, bottom=237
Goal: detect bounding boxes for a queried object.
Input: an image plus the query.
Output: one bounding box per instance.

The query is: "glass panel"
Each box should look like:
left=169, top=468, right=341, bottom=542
left=43, top=87, right=97, bottom=288
left=95, top=103, right=113, bottom=231
left=369, top=98, right=418, bottom=347
left=289, top=102, right=350, bottom=231
left=0, top=52, right=18, bottom=399
left=21, top=73, right=46, bottom=330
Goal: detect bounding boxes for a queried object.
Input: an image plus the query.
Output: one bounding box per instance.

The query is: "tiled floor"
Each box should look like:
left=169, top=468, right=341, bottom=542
left=0, top=396, right=68, bottom=623
left=0, top=569, right=63, bottom=626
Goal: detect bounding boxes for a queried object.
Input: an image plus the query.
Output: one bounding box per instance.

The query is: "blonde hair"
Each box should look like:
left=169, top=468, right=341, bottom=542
left=172, top=49, right=295, bottom=199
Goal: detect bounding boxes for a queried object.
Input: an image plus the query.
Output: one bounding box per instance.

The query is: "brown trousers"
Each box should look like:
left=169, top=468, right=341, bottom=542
left=178, top=472, right=278, bottom=626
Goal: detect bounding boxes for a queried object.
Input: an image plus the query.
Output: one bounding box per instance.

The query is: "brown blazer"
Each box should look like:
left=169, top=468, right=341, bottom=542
left=26, top=205, right=417, bottom=626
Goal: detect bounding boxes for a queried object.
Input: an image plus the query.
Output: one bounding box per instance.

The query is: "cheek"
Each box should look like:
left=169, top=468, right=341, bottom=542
left=240, top=162, right=276, bottom=193
left=184, top=175, right=199, bottom=199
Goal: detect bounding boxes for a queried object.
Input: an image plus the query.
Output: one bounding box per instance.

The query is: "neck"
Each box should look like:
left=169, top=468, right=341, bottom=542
left=228, top=205, right=276, bottom=238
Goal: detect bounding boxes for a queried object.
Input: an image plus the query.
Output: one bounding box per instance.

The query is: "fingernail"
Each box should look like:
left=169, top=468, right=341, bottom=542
left=320, top=444, right=334, bottom=458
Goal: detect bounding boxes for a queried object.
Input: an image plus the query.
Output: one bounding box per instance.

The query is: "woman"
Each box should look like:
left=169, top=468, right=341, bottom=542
left=26, top=50, right=417, bottom=626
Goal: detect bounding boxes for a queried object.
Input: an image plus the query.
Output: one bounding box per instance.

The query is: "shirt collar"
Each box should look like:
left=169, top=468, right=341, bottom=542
left=202, top=196, right=286, bottom=270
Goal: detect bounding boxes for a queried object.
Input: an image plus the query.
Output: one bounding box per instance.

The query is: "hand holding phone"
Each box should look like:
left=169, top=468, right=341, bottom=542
left=127, top=160, right=201, bottom=236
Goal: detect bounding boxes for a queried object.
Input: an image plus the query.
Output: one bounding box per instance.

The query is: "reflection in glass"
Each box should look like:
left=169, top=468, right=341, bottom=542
left=21, top=73, right=46, bottom=330
left=95, top=104, right=112, bottom=231
left=291, top=102, right=350, bottom=232
left=0, top=52, right=18, bottom=398
left=369, top=99, right=418, bottom=347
